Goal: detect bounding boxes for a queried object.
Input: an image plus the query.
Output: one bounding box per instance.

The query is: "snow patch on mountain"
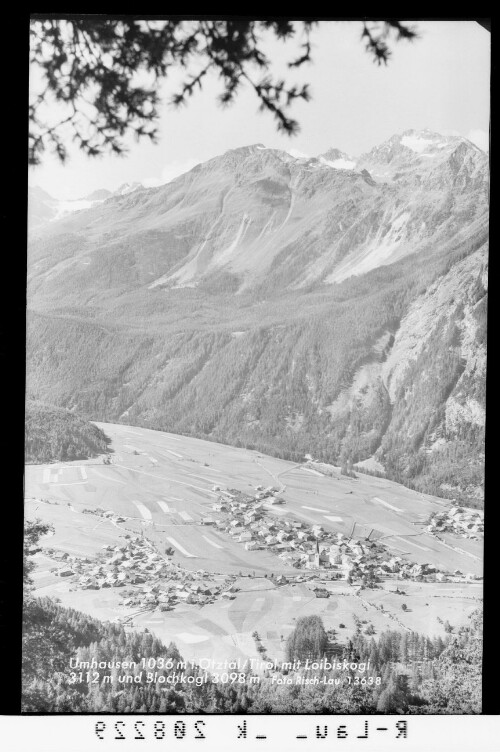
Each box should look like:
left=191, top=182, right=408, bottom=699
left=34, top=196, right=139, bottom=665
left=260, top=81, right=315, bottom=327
left=287, top=148, right=309, bottom=160
left=114, top=182, right=142, bottom=196
left=401, top=134, right=437, bottom=152
left=52, top=199, right=96, bottom=221
left=319, top=156, right=356, bottom=170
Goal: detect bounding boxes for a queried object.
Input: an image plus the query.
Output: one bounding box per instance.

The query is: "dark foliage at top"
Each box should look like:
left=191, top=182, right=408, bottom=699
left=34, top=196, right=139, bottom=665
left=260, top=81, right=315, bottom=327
left=29, top=18, right=417, bottom=164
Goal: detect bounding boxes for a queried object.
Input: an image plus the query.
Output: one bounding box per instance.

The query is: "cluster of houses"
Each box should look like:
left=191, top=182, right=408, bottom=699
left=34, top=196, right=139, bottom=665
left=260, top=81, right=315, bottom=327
left=426, top=506, right=484, bottom=540
left=116, top=550, right=232, bottom=610
left=210, top=488, right=462, bottom=586
left=44, top=532, right=228, bottom=609
left=81, top=507, right=129, bottom=524
left=38, top=489, right=482, bottom=611
left=284, top=535, right=455, bottom=585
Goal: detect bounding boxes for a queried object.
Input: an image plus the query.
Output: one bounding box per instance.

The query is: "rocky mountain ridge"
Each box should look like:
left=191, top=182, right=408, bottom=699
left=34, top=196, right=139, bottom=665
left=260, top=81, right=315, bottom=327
left=28, top=182, right=144, bottom=228
left=29, top=131, right=488, bottom=303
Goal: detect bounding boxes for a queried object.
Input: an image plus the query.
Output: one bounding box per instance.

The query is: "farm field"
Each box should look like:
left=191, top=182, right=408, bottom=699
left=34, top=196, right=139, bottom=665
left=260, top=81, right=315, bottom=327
left=24, top=421, right=483, bottom=663
left=27, top=566, right=482, bottom=666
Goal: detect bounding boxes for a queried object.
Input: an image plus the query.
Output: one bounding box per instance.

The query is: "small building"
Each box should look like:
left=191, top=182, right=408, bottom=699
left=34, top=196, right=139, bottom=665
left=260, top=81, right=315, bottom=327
left=131, top=575, right=146, bottom=584
left=276, top=531, right=290, bottom=542
left=313, top=588, right=329, bottom=598
left=212, top=503, right=227, bottom=512
left=329, top=552, right=342, bottom=566
left=58, top=568, right=74, bottom=577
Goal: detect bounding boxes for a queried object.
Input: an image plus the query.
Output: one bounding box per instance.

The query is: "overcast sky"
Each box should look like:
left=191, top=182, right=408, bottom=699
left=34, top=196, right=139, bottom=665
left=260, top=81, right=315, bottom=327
left=30, top=20, right=490, bottom=200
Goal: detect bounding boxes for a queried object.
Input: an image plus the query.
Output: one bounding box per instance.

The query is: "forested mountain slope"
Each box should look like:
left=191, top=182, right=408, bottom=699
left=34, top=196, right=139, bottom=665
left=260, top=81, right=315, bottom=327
left=25, top=401, right=111, bottom=463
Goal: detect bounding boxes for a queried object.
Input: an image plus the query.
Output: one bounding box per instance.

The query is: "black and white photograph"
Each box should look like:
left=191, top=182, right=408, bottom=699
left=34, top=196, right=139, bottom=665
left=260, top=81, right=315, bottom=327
left=24, top=16, right=489, bottom=718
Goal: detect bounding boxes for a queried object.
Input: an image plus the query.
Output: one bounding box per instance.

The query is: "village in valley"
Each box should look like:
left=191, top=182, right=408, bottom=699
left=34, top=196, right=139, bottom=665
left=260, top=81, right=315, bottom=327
left=24, top=420, right=485, bottom=666
left=205, top=485, right=482, bottom=588
left=45, top=531, right=229, bottom=609
left=34, top=474, right=483, bottom=619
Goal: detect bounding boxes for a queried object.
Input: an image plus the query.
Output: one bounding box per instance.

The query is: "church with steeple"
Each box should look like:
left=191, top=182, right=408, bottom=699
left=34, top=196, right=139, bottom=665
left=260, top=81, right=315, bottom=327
left=314, top=538, right=321, bottom=568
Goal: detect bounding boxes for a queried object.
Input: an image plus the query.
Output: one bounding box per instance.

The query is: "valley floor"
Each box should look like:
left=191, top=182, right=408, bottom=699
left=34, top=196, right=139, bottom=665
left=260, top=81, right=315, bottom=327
left=24, top=422, right=483, bottom=663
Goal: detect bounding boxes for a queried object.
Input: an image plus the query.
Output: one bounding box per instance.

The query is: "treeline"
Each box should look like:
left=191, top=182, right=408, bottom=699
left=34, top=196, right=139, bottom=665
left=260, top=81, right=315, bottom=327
left=25, top=401, right=111, bottom=463
left=21, top=593, right=482, bottom=714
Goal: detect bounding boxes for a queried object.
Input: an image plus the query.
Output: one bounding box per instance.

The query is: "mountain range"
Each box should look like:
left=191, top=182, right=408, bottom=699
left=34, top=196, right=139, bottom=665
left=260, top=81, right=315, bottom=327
left=26, top=129, right=489, bottom=506
left=28, top=182, right=143, bottom=227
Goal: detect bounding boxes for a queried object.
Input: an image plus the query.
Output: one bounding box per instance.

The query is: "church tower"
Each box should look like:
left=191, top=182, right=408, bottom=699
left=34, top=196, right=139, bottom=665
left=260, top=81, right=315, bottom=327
left=314, top=538, right=321, bottom=568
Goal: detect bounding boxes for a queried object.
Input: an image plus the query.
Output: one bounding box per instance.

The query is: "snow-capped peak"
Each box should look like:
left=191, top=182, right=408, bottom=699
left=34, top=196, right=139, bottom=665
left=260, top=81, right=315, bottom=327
left=114, top=182, right=143, bottom=196
left=401, top=132, right=439, bottom=153
left=319, top=155, right=357, bottom=170
left=317, top=147, right=356, bottom=171
left=397, top=129, right=466, bottom=154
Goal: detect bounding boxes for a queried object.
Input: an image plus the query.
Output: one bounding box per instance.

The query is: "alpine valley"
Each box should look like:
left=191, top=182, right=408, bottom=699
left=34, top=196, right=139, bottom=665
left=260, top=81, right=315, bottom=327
left=27, top=130, right=489, bottom=507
